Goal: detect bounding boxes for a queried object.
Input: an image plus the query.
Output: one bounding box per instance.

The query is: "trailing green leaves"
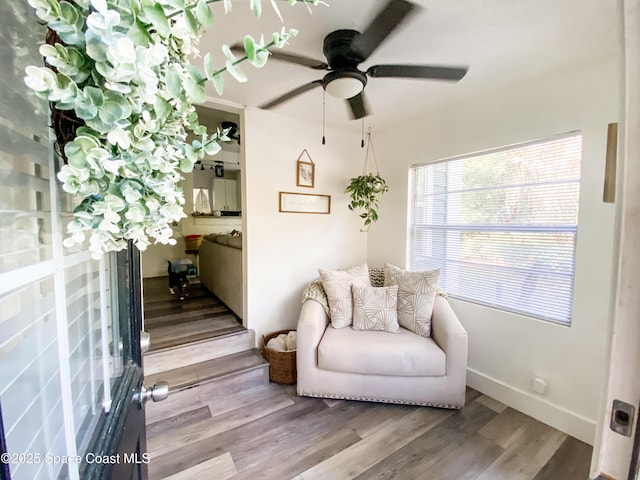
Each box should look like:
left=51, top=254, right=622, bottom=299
left=346, top=174, right=389, bottom=231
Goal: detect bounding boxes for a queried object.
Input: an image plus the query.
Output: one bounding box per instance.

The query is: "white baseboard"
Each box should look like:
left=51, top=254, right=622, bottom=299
left=467, top=368, right=596, bottom=445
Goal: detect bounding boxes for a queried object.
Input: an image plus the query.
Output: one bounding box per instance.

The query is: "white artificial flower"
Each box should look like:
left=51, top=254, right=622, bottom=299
left=82, top=180, right=101, bottom=196
left=135, top=242, right=148, bottom=251
left=147, top=43, right=168, bottom=66
left=105, top=210, right=120, bottom=224
left=107, top=128, right=131, bottom=149
left=104, top=194, right=126, bottom=211
left=86, top=9, right=121, bottom=36
left=122, top=185, right=142, bottom=203
left=125, top=203, right=146, bottom=223
left=90, top=0, right=108, bottom=15
left=107, top=36, right=136, bottom=65
left=24, top=66, right=57, bottom=93
left=146, top=198, right=160, bottom=211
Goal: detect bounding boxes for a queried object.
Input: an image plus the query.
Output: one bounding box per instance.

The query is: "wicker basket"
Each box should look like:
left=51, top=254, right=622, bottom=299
left=261, top=330, right=297, bottom=384
left=184, top=234, right=203, bottom=251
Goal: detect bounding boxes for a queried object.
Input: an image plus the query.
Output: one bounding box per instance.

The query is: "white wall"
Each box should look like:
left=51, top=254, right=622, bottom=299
left=243, top=107, right=366, bottom=341
left=368, top=57, right=620, bottom=444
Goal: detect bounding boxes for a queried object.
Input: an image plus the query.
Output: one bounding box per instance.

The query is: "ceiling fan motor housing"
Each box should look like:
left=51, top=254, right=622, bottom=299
left=322, top=30, right=368, bottom=99
left=323, top=29, right=365, bottom=68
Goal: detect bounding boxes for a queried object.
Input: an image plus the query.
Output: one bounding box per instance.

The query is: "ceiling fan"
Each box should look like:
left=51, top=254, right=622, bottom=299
left=234, top=0, right=469, bottom=119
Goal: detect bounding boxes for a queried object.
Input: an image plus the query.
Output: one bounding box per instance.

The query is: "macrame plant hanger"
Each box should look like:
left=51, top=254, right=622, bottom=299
left=362, top=126, right=379, bottom=176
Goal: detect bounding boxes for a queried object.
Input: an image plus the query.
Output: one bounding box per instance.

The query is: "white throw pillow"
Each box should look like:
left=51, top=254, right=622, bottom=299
left=384, top=263, right=440, bottom=337
left=352, top=285, right=400, bottom=333
left=319, top=263, right=371, bottom=328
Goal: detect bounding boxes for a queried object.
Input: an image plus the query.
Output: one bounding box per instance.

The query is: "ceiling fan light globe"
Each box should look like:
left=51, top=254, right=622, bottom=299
left=325, top=77, right=364, bottom=99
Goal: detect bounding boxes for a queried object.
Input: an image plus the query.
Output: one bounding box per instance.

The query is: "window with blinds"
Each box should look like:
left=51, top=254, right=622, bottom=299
left=408, top=132, right=582, bottom=324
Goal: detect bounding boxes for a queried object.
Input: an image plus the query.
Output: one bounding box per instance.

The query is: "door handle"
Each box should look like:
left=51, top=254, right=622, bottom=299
left=135, top=381, right=169, bottom=407
left=109, top=331, right=151, bottom=355
left=140, top=331, right=151, bottom=353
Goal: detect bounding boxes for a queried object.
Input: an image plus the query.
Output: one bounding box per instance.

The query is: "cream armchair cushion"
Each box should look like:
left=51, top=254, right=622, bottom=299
left=318, top=326, right=446, bottom=377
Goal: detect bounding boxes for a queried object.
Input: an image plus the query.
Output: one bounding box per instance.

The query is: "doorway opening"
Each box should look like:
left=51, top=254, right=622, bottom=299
left=140, top=104, right=247, bottom=379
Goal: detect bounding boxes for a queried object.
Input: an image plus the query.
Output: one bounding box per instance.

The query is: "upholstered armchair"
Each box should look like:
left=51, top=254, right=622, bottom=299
left=296, top=267, right=468, bottom=408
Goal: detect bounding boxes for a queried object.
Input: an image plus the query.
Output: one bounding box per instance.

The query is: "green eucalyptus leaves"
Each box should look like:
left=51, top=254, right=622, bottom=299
left=24, top=0, right=322, bottom=258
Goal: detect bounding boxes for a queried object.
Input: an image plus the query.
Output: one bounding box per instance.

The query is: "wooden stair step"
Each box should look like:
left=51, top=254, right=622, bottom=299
left=145, top=304, right=232, bottom=323
left=144, top=350, right=270, bottom=425
left=146, top=315, right=244, bottom=352
left=145, top=348, right=268, bottom=392
left=144, top=329, right=256, bottom=376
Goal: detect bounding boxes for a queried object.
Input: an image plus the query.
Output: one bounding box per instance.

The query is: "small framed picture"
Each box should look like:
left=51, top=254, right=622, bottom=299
left=296, top=160, right=315, bottom=188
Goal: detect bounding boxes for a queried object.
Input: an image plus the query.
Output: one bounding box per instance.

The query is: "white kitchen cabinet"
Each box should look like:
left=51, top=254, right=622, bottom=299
left=212, top=178, right=238, bottom=211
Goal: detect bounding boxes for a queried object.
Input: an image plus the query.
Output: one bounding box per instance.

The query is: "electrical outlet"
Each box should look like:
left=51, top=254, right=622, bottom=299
left=532, top=376, right=547, bottom=395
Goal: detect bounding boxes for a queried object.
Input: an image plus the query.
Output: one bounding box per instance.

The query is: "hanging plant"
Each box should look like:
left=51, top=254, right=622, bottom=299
left=346, top=128, right=389, bottom=231
left=24, top=0, right=324, bottom=258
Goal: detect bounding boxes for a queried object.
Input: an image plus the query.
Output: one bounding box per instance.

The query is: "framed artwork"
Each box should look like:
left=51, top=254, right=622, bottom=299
left=296, top=159, right=315, bottom=188
left=279, top=192, right=330, bottom=214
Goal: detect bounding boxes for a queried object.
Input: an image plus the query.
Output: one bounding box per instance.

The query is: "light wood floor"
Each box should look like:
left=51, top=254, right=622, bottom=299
left=145, top=383, right=592, bottom=480
left=143, top=276, right=244, bottom=351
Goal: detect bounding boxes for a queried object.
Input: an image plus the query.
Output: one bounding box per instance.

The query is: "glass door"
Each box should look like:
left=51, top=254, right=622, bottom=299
left=0, top=3, right=150, bottom=479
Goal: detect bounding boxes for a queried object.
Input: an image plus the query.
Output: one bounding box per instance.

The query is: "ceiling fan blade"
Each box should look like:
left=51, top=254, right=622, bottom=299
left=367, top=64, right=469, bottom=81
left=260, top=80, right=323, bottom=110
left=230, top=43, right=329, bottom=70
left=347, top=92, right=369, bottom=120
left=355, top=0, right=417, bottom=61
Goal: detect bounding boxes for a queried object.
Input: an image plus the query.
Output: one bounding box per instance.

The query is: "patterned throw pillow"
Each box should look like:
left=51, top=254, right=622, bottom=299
left=352, top=285, right=400, bottom=333
left=384, top=263, right=440, bottom=337
left=319, top=263, right=371, bottom=328
left=368, top=267, right=385, bottom=287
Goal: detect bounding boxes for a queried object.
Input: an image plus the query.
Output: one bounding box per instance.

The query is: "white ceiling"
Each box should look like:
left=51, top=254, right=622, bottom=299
left=198, top=0, right=618, bottom=129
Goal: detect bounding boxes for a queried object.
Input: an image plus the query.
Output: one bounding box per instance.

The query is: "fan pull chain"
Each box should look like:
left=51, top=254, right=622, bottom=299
left=322, top=89, right=326, bottom=145
left=361, top=116, right=365, bottom=148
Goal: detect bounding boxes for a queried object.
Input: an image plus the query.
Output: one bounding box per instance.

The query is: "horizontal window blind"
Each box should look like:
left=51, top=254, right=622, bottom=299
left=408, top=132, right=582, bottom=324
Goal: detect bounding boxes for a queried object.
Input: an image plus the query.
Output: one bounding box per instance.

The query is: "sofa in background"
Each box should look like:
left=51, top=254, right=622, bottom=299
left=296, top=270, right=468, bottom=408
left=199, top=233, right=243, bottom=319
